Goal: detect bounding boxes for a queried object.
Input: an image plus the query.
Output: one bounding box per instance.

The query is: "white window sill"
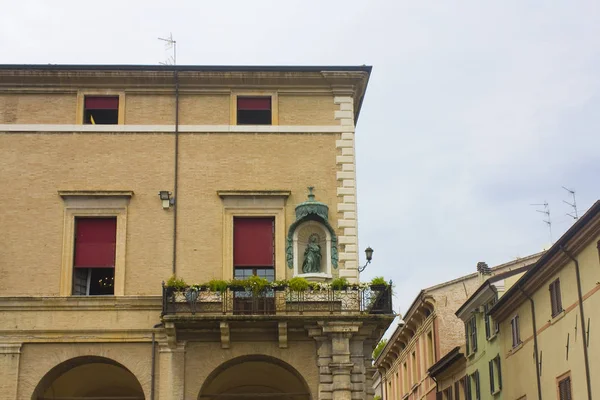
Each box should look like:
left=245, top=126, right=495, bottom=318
left=487, top=333, right=497, bottom=342
left=510, top=342, right=524, bottom=354
left=467, top=350, right=476, bottom=359
left=492, top=389, right=501, bottom=396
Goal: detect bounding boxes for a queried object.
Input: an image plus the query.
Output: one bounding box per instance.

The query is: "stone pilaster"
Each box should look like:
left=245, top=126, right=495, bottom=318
left=334, top=93, right=359, bottom=283
left=158, top=342, right=186, bottom=400
left=0, top=344, right=21, bottom=400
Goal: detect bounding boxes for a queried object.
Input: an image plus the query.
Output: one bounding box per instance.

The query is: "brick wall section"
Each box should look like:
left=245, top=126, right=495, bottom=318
left=125, top=94, right=175, bottom=124
left=0, top=94, right=77, bottom=124
left=179, top=94, right=230, bottom=125
left=0, top=131, right=338, bottom=295
left=278, top=95, right=337, bottom=125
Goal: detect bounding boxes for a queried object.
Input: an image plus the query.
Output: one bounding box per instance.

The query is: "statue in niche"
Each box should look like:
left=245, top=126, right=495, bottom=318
left=302, top=234, right=322, bottom=273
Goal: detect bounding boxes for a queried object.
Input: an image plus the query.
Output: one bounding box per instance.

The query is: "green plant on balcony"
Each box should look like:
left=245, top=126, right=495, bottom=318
left=330, top=277, right=349, bottom=290
left=166, top=275, right=187, bottom=291
left=207, top=279, right=228, bottom=293
left=228, top=279, right=247, bottom=291
left=369, top=276, right=388, bottom=290
left=244, top=275, right=271, bottom=294
left=288, top=277, right=310, bottom=292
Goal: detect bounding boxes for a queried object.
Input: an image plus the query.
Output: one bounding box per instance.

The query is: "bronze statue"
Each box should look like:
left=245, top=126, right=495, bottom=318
left=302, top=234, right=322, bottom=273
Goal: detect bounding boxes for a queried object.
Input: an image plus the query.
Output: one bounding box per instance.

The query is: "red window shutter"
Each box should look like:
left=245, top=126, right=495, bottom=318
left=237, top=97, right=271, bottom=111
left=234, top=217, right=274, bottom=267
left=85, top=96, right=119, bottom=110
left=74, top=218, right=117, bottom=268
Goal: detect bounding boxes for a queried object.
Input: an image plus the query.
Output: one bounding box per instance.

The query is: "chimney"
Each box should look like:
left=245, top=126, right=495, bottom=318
left=477, top=261, right=492, bottom=282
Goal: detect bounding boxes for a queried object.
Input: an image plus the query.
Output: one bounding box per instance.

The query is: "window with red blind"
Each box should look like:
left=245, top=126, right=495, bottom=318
left=233, top=217, right=274, bottom=268
left=236, top=97, right=272, bottom=125
left=74, top=217, right=117, bottom=268
left=84, top=96, right=119, bottom=124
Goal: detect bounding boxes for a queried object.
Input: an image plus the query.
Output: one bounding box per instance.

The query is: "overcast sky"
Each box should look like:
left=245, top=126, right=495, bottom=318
left=2, top=1, right=599, bottom=319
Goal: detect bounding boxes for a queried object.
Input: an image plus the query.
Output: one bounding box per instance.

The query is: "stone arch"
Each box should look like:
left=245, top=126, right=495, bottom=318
left=30, top=355, right=146, bottom=400
left=198, top=354, right=312, bottom=400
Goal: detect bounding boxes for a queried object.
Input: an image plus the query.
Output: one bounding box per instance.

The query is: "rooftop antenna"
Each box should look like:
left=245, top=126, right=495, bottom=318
left=562, top=186, right=578, bottom=220
left=531, top=201, right=553, bottom=245
left=158, top=33, right=176, bottom=65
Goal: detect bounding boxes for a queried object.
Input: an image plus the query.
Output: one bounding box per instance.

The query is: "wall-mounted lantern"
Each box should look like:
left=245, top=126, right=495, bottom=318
left=159, top=191, right=173, bottom=209
left=358, top=246, right=374, bottom=272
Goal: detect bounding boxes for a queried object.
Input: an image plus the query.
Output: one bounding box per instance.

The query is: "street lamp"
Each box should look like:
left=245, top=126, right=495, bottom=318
left=358, top=246, right=374, bottom=273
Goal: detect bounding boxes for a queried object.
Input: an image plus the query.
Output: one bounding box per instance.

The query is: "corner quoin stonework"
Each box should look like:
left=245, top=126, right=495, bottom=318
left=334, top=95, right=359, bottom=282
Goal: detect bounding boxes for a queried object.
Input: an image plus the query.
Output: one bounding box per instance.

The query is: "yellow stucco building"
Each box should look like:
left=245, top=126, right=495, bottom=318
left=0, top=65, right=394, bottom=400
left=490, top=201, right=600, bottom=400
left=374, top=254, right=540, bottom=400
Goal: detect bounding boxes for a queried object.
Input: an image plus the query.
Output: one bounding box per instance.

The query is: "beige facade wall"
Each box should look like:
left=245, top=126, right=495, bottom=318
left=279, top=95, right=337, bottom=125
left=0, top=131, right=340, bottom=295
left=125, top=94, right=175, bottom=124
left=179, top=94, right=230, bottom=125
left=498, top=233, right=600, bottom=400
left=0, top=93, right=77, bottom=124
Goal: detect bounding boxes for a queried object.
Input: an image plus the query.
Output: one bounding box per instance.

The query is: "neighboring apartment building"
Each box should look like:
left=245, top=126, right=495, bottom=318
left=490, top=201, right=600, bottom=400
left=428, top=263, right=535, bottom=400
left=0, top=65, right=394, bottom=400
left=374, top=254, right=541, bottom=400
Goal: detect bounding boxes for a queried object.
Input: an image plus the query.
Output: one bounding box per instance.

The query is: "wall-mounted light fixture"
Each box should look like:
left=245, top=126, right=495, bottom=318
left=358, top=246, right=374, bottom=272
left=158, top=191, right=173, bottom=209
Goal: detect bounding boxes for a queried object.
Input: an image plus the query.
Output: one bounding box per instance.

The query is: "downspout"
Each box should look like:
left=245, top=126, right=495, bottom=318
left=172, top=70, right=180, bottom=275
left=518, top=285, right=542, bottom=400
left=561, top=246, right=593, bottom=400
left=151, top=322, right=163, bottom=400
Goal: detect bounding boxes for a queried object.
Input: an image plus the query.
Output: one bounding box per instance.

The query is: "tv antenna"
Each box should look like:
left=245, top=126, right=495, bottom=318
left=158, top=33, right=176, bottom=65
left=562, top=186, right=578, bottom=220
left=531, top=201, right=553, bottom=244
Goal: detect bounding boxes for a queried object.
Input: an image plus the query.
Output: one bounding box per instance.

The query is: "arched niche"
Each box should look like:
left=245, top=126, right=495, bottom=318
left=198, top=355, right=312, bottom=400
left=293, top=220, right=332, bottom=279
left=31, top=356, right=145, bottom=400
left=286, top=188, right=338, bottom=280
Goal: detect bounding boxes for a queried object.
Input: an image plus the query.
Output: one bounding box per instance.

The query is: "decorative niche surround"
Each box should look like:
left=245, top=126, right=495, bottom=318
left=286, top=187, right=338, bottom=281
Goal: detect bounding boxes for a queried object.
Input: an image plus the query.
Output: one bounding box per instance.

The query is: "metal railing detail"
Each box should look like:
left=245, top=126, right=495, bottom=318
left=161, top=285, right=393, bottom=316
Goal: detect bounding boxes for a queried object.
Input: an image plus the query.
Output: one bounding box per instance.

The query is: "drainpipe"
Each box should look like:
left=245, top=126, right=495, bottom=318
left=172, top=70, right=180, bottom=275
left=561, top=246, right=593, bottom=400
left=150, top=322, right=163, bottom=400
left=518, top=285, right=542, bottom=400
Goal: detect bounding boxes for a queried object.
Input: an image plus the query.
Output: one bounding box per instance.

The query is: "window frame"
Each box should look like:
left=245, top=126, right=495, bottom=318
left=549, top=278, right=563, bottom=317
left=219, top=191, right=288, bottom=281
left=511, top=315, right=521, bottom=348
left=230, top=91, right=278, bottom=126
left=556, top=372, right=572, bottom=400
left=76, top=91, right=125, bottom=125
left=59, top=191, right=131, bottom=296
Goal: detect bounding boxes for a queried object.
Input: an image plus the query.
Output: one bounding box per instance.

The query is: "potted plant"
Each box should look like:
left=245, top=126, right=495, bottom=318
left=369, top=277, right=388, bottom=291
left=166, top=275, right=187, bottom=292
left=208, top=279, right=228, bottom=293
left=245, top=275, right=270, bottom=295
left=271, top=280, right=288, bottom=291
left=288, top=277, right=310, bottom=292
left=228, top=279, right=247, bottom=292
left=330, top=277, right=349, bottom=291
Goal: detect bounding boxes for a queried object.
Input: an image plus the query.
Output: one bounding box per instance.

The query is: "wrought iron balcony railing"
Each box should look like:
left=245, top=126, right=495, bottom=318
left=162, top=284, right=393, bottom=316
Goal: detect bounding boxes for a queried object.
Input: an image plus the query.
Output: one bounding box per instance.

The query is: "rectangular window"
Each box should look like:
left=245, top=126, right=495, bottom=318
left=558, top=376, right=572, bottom=400
left=472, top=371, right=480, bottom=400
left=427, top=331, right=435, bottom=367
left=463, top=376, right=471, bottom=400
left=403, top=362, right=408, bottom=394
left=237, top=96, right=272, bottom=125
left=444, top=387, right=453, bottom=400
left=234, top=217, right=275, bottom=269
left=72, top=217, right=116, bottom=295
left=411, top=351, right=417, bottom=385
left=495, top=355, right=502, bottom=391
left=465, top=321, right=470, bottom=355
left=84, top=96, right=119, bottom=124
left=468, top=316, right=478, bottom=353
left=454, top=380, right=461, bottom=400
left=550, top=279, right=563, bottom=317
left=511, top=315, right=521, bottom=348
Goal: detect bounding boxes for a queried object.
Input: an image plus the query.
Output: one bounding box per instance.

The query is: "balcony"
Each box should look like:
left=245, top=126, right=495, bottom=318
left=161, top=284, right=393, bottom=316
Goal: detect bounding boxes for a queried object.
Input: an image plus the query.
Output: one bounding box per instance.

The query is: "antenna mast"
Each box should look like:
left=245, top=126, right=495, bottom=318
left=531, top=201, right=553, bottom=245
left=158, top=33, right=177, bottom=65
left=562, top=186, right=578, bottom=220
